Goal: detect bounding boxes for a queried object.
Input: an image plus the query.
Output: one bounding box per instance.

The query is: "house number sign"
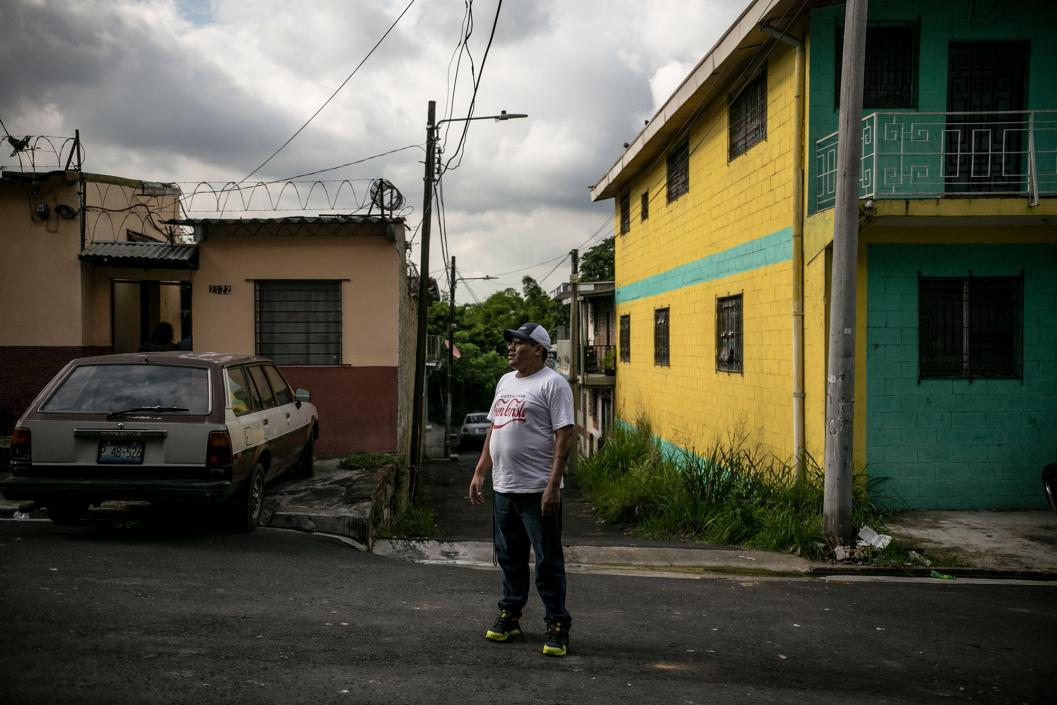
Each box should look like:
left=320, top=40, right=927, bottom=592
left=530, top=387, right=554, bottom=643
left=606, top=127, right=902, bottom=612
left=209, top=285, right=232, bottom=295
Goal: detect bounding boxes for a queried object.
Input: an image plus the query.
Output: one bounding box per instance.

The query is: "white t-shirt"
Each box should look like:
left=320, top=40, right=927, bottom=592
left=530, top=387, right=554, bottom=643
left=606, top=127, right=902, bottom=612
left=487, top=366, right=574, bottom=493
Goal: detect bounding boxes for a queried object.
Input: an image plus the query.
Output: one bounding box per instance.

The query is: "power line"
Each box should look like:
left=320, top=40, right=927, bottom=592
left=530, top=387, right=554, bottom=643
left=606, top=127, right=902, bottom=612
left=441, top=1, right=474, bottom=145
left=235, top=0, right=418, bottom=185
left=440, top=0, right=503, bottom=176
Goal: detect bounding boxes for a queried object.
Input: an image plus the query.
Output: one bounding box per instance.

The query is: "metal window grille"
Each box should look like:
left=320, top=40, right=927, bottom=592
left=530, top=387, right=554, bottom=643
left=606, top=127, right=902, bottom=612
left=654, top=307, right=669, bottom=366
left=918, top=275, right=1022, bottom=380
left=619, top=191, right=630, bottom=234
left=640, top=191, right=649, bottom=221
left=836, top=23, right=918, bottom=110
left=666, top=139, right=689, bottom=202
left=619, top=314, right=630, bottom=362
left=716, top=294, right=743, bottom=372
left=255, top=280, right=342, bottom=365
left=729, top=70, right=767, bottom=160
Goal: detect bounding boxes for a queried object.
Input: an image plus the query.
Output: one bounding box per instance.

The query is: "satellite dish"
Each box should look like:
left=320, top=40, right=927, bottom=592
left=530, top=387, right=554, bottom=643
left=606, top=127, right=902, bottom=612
left=369, top=179, right=404, bottom=215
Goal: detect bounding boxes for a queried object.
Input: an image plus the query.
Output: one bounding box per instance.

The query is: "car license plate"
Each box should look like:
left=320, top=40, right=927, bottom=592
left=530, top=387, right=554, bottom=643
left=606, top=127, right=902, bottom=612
left=98, top=440, right=144, bottom=464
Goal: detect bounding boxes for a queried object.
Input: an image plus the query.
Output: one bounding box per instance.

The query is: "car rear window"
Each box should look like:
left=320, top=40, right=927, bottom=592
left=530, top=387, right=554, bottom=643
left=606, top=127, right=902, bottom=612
left=466, top=414, right=489, bottom=424
left=41, top=364, right=210, bottom=414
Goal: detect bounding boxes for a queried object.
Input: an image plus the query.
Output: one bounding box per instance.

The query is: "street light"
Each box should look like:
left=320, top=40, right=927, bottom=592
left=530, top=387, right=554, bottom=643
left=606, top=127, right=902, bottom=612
left=408, top=100, right=526, bottom=495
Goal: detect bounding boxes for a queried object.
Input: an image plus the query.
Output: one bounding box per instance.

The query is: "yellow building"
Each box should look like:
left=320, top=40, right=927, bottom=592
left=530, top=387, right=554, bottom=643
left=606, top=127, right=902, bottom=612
left=591, top=0, right=1057, bottom=509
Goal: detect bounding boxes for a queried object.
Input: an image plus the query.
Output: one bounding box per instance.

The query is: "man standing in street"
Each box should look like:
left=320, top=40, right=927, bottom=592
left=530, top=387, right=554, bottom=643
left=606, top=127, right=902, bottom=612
left=469, top=322, right=574, bottom=657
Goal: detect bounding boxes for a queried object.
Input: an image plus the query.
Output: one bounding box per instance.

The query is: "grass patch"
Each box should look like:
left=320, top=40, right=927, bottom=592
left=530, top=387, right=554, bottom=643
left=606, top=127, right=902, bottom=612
left=571, top=418, right=930, bottom=564
left=381, top=489, right=439, bottom=539
left=339, top=452, right=397, bottom=470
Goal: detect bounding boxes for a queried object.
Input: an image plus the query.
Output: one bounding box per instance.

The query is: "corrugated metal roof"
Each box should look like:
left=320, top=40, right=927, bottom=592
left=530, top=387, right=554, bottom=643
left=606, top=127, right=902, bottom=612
left=79, top=241, right=198, bottom=269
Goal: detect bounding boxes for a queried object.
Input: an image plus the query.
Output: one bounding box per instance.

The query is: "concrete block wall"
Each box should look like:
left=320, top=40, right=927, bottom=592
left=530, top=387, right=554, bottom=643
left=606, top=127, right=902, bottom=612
left=865, top=242, right=1057, bottom=509
left=614, top=45, right=801, bottom=462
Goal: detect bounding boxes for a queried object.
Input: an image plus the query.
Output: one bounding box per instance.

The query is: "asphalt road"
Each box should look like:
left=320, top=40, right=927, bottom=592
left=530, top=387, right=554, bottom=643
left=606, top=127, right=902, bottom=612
left=0, top=519, right=1054, bottom=705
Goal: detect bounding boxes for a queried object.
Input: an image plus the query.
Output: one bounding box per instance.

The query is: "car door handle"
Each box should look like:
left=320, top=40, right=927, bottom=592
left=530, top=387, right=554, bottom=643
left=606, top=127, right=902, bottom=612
left=263, top=419, right=269, bottom=426
left=285, top=413, right=291, bottom=420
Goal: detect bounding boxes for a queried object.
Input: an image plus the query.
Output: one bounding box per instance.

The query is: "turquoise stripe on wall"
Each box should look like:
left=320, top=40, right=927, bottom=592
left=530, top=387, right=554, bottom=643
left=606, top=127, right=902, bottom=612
left=616, top=227, right=792, bottom=304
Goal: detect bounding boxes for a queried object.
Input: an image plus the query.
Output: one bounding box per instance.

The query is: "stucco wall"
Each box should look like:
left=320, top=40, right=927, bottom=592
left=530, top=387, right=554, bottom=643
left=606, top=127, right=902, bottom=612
left=0, top=180, right=84, bottom=347
left=191, top=227, right=408, bottom=455
left=193, top=233, right=401, bottom=365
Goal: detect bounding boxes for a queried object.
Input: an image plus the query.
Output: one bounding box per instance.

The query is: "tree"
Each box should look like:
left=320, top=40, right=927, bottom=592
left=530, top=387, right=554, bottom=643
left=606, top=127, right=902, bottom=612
left=426, top=276, right=559, bottom=422
left=580, top=236, right=614, bottom=281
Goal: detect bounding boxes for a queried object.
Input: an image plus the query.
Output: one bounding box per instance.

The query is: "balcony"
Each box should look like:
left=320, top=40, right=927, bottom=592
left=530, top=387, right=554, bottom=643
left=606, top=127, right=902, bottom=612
left=815, top=110, right=1057, bottom=211
left=583, top=344, right=616, bottom=376
left=552, top=341, right=615, bottom=385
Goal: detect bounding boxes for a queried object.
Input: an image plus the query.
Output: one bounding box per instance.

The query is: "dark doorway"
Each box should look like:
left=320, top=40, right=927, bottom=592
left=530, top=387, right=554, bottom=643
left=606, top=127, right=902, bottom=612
left=111, top=280, right=191, bottom=353
left=945, top=42, right=1029, bottom=194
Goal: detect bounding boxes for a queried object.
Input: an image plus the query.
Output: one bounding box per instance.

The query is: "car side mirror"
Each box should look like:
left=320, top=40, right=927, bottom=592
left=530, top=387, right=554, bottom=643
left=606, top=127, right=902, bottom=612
left=294, top=388, right=311, bottom=403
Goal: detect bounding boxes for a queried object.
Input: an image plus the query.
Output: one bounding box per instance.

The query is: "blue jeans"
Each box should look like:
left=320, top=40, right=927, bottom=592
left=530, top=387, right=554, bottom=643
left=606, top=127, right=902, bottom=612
left=493, top=491, right=571, bottom=628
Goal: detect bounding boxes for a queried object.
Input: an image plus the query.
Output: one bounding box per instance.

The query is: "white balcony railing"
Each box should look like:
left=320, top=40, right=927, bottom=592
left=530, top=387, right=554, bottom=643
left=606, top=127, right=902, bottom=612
left=815, top=110, right=1057, bottom=211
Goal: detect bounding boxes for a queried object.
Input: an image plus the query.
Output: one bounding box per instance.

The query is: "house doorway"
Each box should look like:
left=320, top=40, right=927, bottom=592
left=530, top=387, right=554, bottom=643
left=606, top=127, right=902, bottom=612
left=945, top=41, right=1029, bottom=194
left=111, top=280, right=192, bottom=353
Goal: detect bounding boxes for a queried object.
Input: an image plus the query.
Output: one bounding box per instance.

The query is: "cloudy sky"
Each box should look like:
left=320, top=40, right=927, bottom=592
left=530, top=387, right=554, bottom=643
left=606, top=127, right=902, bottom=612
left=0, top=0, right=749, bottom=302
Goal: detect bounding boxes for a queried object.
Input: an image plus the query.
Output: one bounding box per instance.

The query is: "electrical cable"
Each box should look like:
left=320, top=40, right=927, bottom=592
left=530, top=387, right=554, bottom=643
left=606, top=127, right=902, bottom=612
left=440, top=0, right=502, bottom=176
left=442, top=1, right=474, bottom=148
left=235, top=0, right=418, bottom=185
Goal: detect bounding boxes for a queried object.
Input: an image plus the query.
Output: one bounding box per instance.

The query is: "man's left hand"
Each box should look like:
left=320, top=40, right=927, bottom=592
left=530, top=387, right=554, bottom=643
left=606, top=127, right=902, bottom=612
left=542, top=485, right=560, bottom=516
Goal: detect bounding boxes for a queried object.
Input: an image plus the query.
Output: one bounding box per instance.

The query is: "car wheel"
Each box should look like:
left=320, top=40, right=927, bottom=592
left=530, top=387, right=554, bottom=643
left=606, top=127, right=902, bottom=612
left=47, top=502, right=87, bottom=525
left=231, top=462, right=265, bottom=532
left=1043, top=463, right=1057, bottom=513
left=297, top=436, right=315, bottom=479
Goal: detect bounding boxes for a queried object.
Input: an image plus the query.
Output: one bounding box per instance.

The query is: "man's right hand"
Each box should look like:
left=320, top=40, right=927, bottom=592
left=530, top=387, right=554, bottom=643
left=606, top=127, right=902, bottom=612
left=468, top=474, right=486, bottom=506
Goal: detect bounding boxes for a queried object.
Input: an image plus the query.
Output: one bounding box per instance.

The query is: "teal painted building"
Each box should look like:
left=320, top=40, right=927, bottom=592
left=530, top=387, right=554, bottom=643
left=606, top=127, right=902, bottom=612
left=803, top=0, right=1057, bottom=509
left=866, top=245, right=1057, bottom=508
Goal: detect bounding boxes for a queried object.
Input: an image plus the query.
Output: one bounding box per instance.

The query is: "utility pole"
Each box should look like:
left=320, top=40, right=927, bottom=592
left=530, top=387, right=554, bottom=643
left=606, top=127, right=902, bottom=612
left=409, top=100, right=437, bottom=496
left=569, top=249, right=580, bottom=469
left=408, top=104, right=525, bottom=494
left=444, top=255, right=456, bottom=459
left=824, top=0, right=868, bottom=544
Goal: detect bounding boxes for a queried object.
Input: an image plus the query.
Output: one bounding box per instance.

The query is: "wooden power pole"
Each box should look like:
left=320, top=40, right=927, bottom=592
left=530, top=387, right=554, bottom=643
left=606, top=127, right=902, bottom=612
left=569, top=249, right=580, bottom=468
left=409, top=100, right=437, bottom=496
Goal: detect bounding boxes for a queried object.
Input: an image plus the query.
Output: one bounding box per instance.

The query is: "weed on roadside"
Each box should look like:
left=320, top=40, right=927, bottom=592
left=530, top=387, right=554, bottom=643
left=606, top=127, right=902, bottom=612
left=381, top=489, right=439, bottom=539
left=340, top=452, right=397, bottom=470
left=570, top=418, right=927, bottom=564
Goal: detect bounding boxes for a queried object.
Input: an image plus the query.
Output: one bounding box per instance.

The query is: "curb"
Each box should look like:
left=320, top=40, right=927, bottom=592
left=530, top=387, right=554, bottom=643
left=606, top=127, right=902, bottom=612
left=374, top=538, right=820, bottom=576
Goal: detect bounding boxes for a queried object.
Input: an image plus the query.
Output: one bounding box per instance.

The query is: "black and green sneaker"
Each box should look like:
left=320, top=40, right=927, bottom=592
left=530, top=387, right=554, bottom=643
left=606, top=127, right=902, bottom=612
left=484, top=611, right=522, bottom=642
left=542, top=622, right=568, bottom=657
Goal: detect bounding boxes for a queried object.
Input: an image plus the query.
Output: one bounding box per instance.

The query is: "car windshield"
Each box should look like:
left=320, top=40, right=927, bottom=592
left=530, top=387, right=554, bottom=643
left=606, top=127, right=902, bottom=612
left=41, top=364, right=210, bottom=414
left=466, top=414, right=489, bottom=424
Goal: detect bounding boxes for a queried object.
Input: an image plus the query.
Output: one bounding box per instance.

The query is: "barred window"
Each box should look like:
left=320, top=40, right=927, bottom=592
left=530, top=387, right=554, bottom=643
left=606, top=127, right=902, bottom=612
left=654, top=307, right=670, bottom=366
left=666, top=139, right=689, bottom=202
left=919, top=275, right=1022, bottom=380
left=619, top=191, right=630, bottom=234
left=255, top=280, right=341, bottom=365
left=716, top=294, right=743, bottom=373
left=836, top=23, right=918, bottom=109
left=729, top=70, right=767, bottom=160
left=640, top=191, right=649, bottom=221
left=619, top=314, right=630, bottom=362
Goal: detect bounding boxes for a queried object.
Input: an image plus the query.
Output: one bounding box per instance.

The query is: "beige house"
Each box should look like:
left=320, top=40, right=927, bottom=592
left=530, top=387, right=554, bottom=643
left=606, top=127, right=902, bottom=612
left=0, top=169, right=416, bottom=458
